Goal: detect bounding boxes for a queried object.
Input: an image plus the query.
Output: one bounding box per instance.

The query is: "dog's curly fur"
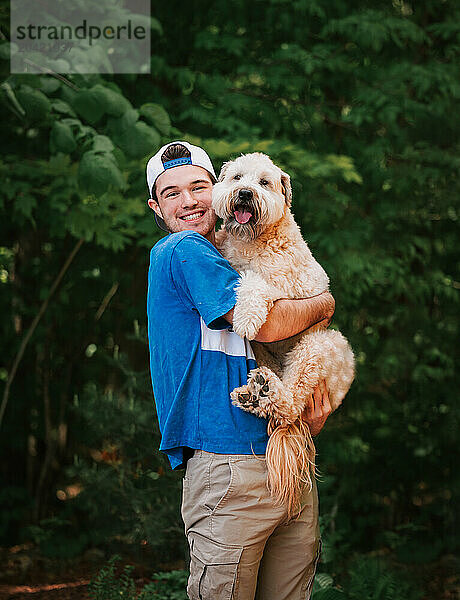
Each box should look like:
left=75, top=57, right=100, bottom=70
left=212, top=152, right=355, bottom=515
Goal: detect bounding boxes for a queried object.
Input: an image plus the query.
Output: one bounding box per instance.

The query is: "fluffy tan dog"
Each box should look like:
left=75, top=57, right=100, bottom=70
left=212, top=152, right=355, bottom=515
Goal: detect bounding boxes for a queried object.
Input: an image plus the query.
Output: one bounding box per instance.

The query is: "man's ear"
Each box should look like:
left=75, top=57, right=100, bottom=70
left=148, top=198, right=162, bottom=217
left=218, top=161, right=230, bottom=182
left=280, top=171, right=292, bottom=206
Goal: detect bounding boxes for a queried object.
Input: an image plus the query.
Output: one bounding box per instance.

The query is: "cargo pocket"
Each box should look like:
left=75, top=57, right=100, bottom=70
left=187, top=533, right=243, bottom=600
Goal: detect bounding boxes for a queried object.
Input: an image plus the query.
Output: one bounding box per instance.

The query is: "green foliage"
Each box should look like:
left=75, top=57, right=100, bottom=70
left=25, top=517, right=88, bottom=558
left=0, top=486, right=32, bottom=541
left=88, top=555, right=136, bottom=600
left=88, top=556, right=188, bottom=600
left=88, top=555, right=422, bottom=600
left=140, top=104, right=171, bottom=136
left=138, top=571, right=188, bottom=600
left=310, top=556, right=422, bottom=599
left=62, top=337, right=184, bottom=560
left=312, top=571, right=346, bottom=599
left=50, top=121, right=77, bottom=154
left=78, top=151, right=125, bottom=196
left=346, top=556, right=422, bottom=600
left=313, top=589, right=346, bottom=600
left=15, top=85, right=51, bottom=123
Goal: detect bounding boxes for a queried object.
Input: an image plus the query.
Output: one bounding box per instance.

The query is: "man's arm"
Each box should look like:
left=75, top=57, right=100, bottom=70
left=223, top=291, right=335, bottom=342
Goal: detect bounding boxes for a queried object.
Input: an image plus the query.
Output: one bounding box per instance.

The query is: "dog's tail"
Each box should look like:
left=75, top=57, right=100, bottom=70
left=266, top=417, right=316, bottom=517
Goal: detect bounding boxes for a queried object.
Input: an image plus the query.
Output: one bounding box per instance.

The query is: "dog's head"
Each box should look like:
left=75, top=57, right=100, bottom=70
left=212, top=152, right=292, bottom=241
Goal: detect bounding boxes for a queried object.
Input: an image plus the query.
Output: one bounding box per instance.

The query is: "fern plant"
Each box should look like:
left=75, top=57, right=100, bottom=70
left=88, top=557, right=188, bottom=600
left=312, top=570, right=346, bottom=599
left=313, top=588, right=346, bottom=600
left=138, top=570, right=188, bottom=600
left=87, top=554, right=137, bottom=600
left=347, top=556, right=422, bottom=600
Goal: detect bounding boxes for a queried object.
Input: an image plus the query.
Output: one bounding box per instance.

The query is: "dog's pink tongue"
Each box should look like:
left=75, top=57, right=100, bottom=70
left=234, top=210, right=252, bottom=224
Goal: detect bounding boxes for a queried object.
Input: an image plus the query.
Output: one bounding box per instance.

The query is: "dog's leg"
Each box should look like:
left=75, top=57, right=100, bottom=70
left=232, top=271, right=283, bottom=340
left=231, top=366, right=300, bottom=426
left=232, top=330, right=355, bottom=425
left=281, top=329, right=355, bottom=413
left=233, top=331, right=346, bottom=425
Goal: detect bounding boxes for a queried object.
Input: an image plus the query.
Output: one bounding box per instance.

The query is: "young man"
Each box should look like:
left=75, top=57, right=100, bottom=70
left=146, top=141, right=335, bottom=600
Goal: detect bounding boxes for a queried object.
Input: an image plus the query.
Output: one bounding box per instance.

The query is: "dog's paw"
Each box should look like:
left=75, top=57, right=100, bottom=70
left=251, top=367, right=301, bottom=426
left=247, top=369, right=271, bottom=400
left=232, top=367, right=301, bottom=425
left=231, top=367, right=276, bottom=417
left=232, top=317, right=263, bottom=341
left=231, top=385, right=261, bottom=415
left=232, top=302, right=271, bottom=340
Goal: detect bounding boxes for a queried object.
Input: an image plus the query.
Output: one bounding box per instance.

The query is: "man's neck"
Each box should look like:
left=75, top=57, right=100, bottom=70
left=167, top=228, right=217, bottom=246
left=205, top=229, right=217, bottom=247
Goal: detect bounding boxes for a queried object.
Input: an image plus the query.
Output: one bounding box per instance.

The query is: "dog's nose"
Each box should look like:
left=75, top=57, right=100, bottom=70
left=238, top=189, right=253, bottom=202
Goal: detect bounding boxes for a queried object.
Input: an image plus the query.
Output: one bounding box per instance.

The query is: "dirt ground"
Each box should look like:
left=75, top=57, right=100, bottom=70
left=0, top=551, right=89, bottom=599
left=0, top=543, right=458, bottom=600
left=0, top=543, right=185, bottom=600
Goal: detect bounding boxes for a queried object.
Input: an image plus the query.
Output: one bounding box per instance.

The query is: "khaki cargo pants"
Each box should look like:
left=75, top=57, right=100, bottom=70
left=181, top=450, right=321, bottom=600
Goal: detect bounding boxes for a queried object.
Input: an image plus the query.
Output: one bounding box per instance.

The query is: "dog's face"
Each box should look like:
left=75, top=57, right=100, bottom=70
left=212, top=152, right=292, bottom=241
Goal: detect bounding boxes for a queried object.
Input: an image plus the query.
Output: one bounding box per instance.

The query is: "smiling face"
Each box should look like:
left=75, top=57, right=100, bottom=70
left=148, top=165, right=217, bottom=244
left=212, top=152, right=292, bottom=242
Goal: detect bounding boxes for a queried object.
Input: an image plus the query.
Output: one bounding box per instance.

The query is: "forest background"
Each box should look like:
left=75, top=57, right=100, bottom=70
left=0, top=0, right=458, bottom=598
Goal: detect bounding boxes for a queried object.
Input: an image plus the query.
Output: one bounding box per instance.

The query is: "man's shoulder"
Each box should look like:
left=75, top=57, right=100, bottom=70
left=151, top=231, right=211, bottom=256
left=147, top=234, right=197, bottom=305
left=150, top=231, right=220, bottom=268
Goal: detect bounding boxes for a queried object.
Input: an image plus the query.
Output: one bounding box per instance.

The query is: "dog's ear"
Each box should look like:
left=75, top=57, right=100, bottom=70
left=218, top=161, right=230, bottom=182
left=280, top=171, right=292, bottom=206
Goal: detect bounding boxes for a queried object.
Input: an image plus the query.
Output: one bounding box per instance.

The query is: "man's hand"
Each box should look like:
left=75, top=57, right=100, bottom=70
left=302, top=379, right=332, bottom=436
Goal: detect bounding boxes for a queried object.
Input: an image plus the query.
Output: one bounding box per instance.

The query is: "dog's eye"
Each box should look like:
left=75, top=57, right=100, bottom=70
left=260, top=179, right=269, bottom=186
left=233, top=174, right=242, bottom=181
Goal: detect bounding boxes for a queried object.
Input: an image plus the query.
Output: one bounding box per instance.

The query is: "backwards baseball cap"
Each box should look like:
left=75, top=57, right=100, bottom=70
left=146, top=141, right=217, bottom=231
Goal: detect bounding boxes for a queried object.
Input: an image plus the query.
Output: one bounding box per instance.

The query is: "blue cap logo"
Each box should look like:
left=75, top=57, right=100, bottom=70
left=163, top=157, right=192, bottom=170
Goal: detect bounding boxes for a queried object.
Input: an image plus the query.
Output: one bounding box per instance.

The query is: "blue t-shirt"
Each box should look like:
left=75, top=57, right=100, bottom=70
left=147, top=231, right=269, bottom=469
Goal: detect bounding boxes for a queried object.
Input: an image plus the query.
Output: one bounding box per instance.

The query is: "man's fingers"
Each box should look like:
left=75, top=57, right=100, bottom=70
left=305, top=380, right=333, bottom=423
left=302, top=394, right=314, bottom=422
left=303, top=378, right=333, bottom=436
left=313, top=384, right=323, bottom=417
left=322, top=390, right=332, bottom=415
left=311, top=379, right=331, bottom=417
